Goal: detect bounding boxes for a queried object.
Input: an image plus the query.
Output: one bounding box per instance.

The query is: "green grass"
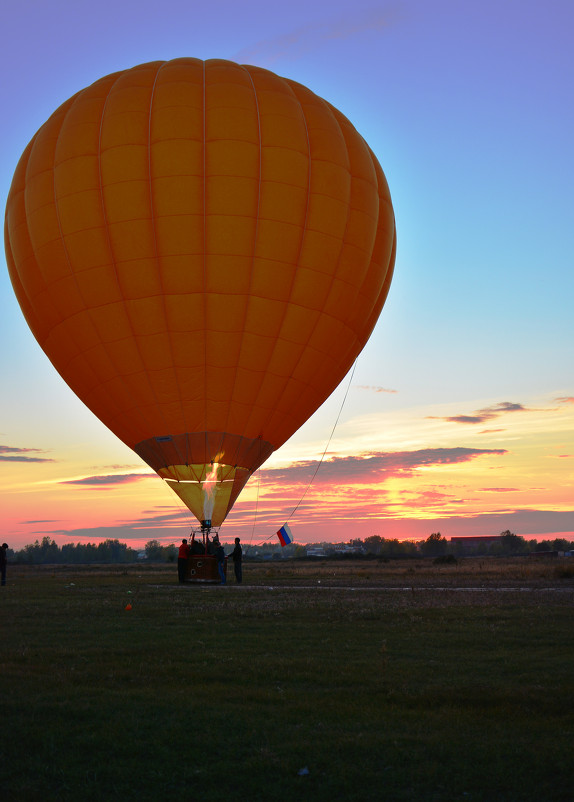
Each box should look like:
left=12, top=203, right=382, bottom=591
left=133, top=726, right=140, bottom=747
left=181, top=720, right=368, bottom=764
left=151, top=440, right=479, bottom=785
left=2, top=563, right=574, bottom=801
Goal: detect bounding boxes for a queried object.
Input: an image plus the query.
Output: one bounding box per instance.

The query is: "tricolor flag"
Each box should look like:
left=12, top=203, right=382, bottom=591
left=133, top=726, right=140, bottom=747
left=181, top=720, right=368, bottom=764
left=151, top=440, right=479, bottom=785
left=276, top=523, right=292, bottom=547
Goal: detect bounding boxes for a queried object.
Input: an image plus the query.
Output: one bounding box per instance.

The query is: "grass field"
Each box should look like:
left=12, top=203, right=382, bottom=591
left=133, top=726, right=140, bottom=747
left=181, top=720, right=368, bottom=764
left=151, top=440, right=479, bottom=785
left=2, top=559, right=574, bottom=801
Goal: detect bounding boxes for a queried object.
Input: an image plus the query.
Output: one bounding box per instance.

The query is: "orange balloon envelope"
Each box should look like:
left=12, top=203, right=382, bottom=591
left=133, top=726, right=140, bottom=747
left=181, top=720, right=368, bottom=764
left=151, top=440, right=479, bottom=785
left=4, top=58, right=396, bottom=527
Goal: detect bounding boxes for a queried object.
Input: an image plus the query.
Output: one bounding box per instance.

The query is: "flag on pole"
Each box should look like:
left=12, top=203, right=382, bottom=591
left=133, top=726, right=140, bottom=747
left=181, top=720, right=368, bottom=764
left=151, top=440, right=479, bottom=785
left=277, top=523, right=292, bottom=547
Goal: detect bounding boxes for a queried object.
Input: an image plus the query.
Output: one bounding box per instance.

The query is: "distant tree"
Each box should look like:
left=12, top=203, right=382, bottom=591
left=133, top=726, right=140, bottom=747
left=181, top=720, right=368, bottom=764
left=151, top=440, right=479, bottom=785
left=420, top=532, right=448, bottom=557
left=14, top=538, right=138, bottom=564
left=83, top=543, right=99, bottom=562
left=552, top=538, right=573, bottom=552
left=381, top=538, right=412, bottom=558
left=95, top=539, right=136, bottom=563
left=362, top=536, right=418, bottom=559
left=164, top=544, right=177, bottom=563
left=499, top=530, right=528, bottom=554
left=535, top=539, right=553, bottom=552
left=363, top=536, right=383, bottom=555
left=44, top=536, right=60, bottom=563
left=18, top=537, right=60, bottom=564
left=144, top=540, right=165, bottom=561
left=398, top=540, right=420, bottom=558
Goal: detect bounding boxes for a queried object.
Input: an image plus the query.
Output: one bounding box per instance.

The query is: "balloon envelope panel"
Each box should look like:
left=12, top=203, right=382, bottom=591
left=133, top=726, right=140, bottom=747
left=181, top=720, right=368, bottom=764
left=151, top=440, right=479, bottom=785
left=4, top=57, right=396, bottom=526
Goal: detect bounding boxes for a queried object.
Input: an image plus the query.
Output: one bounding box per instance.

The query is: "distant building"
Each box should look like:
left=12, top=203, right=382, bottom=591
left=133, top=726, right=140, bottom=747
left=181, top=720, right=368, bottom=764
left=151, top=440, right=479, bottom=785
left=333, top=544, right=367, bottom=555
left=306, top=548, right=327, bottom=558
left=450, top=536, right=501, bottom=554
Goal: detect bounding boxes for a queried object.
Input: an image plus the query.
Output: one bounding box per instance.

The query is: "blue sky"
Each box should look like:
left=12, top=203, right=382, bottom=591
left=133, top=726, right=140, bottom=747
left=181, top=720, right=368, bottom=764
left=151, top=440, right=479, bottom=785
left=1, top=0, right=573, bottom=548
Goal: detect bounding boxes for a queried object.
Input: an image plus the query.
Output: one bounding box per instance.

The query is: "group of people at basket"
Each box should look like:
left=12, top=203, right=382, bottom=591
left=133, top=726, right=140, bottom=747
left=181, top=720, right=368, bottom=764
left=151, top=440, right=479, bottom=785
left=177, top=535, right=242, bottom=585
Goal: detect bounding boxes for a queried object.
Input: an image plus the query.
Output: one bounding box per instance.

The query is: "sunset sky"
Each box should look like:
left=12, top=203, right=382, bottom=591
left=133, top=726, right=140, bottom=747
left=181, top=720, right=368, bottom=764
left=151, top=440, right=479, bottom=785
left=1, top=0, right=573, bottom=551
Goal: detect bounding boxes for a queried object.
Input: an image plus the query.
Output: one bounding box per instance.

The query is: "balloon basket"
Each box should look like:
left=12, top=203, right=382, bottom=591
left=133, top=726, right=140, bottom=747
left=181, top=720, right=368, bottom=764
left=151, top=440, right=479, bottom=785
left=185, top=554, right=227, bottom=584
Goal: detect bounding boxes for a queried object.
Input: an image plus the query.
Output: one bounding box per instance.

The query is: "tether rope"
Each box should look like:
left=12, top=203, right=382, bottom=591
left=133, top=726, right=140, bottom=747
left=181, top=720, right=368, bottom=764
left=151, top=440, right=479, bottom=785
left=259, top=359, right=358, bottom=545
left=244, top=468, right=262, bottom=554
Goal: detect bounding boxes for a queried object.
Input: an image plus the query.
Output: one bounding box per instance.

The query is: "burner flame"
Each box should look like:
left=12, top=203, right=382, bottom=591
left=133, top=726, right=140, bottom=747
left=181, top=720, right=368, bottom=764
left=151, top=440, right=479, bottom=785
left=202, top=462, right=219, bottom=522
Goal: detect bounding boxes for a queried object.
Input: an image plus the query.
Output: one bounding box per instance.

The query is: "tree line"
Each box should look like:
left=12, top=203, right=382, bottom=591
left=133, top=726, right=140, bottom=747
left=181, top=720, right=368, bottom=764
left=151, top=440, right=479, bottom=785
left=357, top=531, right=573, bottom=558
left=4, top=531, right=573, bottom=565
left=7, top=537, right=176, bottom=565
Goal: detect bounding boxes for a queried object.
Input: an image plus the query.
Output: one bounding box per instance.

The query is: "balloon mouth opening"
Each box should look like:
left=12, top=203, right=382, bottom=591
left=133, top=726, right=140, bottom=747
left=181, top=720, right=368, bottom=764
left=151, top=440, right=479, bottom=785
left=158, top=460, right=252, bottom=528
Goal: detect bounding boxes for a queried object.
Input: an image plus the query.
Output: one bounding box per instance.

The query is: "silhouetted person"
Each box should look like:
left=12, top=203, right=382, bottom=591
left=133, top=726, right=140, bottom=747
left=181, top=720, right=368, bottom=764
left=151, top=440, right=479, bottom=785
left=178, top=539, right=190, bottom=584
left=215, top=540, right=226, bottom=584
left=190, top=533, right=203, bottom=554
left=0, top=543, right=8, bottom=586
left=229, top=537, right=243, bottom=584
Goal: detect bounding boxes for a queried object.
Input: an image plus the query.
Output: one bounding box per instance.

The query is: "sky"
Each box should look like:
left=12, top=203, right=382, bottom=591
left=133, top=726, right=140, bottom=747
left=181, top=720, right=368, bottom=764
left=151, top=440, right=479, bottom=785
left=1, top=0, right=573, bottom=550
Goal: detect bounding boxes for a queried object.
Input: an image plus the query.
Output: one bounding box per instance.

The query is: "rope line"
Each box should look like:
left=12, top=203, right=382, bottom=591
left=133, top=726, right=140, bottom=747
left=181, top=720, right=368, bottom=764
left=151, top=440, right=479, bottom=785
left=245, top=468, right=262, bottom=555
left=260, top=359, right=358, bottom=545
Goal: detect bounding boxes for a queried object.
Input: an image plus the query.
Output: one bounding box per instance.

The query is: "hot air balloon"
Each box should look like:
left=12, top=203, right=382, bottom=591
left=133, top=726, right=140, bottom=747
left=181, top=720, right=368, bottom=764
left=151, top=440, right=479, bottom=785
left=4, top=58, right=396, bottom=543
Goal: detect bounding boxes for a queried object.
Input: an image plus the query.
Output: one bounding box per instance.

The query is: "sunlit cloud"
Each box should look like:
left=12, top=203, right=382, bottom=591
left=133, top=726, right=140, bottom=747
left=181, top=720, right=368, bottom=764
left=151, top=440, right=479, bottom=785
left=90, top=463, right=144, bottom=471
left=428, top=401, right=529, bottom=425
left=404, top=489, right=455, bottom=502
left=136, top=508, right=191, bottom=526
left=0, top=444, right=54, bottom=463
left=50, top=525, right=178, bottom=542
left=477, top=487, right=521, bottom=493
left=61, top=472, right=155, bottom=486
left=260, top=447, right=507, bottom=485
left=555, top=397, right=574, bottom=404
left=51, top=506, right=192, bottom=542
